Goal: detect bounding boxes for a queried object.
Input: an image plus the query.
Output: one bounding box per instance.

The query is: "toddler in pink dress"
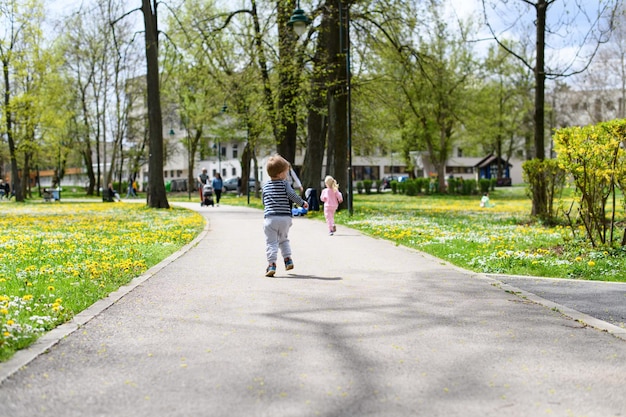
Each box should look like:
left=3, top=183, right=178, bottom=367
left=320, top=175, right=343, bottom=235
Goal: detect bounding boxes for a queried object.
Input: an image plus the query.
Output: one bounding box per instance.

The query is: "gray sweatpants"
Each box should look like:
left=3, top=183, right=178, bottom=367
left=264, top=216, right=293, bottom=265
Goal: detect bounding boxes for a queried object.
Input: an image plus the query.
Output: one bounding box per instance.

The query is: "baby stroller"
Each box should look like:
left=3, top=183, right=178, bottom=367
left=201, top=183, right=214, bottom=207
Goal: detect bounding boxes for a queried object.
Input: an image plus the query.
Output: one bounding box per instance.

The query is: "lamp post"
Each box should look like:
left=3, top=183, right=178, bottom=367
left=341, top=2, right=353, bottom=216
left=289, top=1, right=353, bottom=215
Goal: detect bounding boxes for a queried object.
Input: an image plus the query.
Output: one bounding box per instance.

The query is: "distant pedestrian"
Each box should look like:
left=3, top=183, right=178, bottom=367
left=126, top=176, right=137, bottom=198
left=197, top=168, right=209, bottom=201
left=212, top=173, right=223, bottom=206
left=320, top=175, right=343, bottom=235
left=262, top=154, right=309, bottom=277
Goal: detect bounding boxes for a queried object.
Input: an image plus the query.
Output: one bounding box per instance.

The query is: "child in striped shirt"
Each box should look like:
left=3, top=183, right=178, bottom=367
left=262, top=154, right=309, bottom=277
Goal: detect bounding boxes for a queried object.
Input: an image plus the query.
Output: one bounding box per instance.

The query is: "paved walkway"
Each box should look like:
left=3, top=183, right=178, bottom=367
left=0, top=204, right=625, bottom=417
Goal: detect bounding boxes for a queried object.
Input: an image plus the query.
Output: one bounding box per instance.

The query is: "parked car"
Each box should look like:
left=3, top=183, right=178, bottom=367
left=223, top=177, right=256, bottom=193
left=381, top=175, right=408, bottom=189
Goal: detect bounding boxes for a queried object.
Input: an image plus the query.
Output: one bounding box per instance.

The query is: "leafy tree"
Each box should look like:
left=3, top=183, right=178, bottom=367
left=473, top=43, right=534, bottom=177
left=362, top=1, right=479, bottom=191
left=482, top=0, right=619, bottom=216
left=0, top=0, right=49, bottom=202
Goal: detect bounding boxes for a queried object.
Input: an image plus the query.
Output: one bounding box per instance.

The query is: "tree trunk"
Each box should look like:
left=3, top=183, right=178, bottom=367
left=301, top=9, right=330, bottom=192
left=3, top=58, right=23, bottom=202
left=534, top=0, right=546, bottom=161
left=326, top=1, right=349, bottom=210
left=532, top=0, right=548, bottom=217
left=276, top=0, right=299, bottom=163
left=142, top=0, right=169, bottom=208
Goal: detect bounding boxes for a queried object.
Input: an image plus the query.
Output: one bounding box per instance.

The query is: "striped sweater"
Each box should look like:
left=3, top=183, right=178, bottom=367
left=262, top=179, right=306, bottom=217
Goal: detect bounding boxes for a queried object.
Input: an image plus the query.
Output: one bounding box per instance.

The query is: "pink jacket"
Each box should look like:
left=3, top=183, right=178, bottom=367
left=320, top=188, right=343, bottom=209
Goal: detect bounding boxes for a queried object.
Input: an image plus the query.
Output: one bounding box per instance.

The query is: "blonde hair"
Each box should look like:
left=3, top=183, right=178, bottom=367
left=266, top=154, right=290, bottom=178
left=324, top=175, right=338, bottom=191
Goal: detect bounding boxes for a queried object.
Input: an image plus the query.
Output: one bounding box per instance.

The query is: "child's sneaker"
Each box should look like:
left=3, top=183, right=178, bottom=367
left=284, top=257, right=294, bottom=271
left=265, top=263, right=276, bottom=277
left=332, top=225, right=337, bottom=232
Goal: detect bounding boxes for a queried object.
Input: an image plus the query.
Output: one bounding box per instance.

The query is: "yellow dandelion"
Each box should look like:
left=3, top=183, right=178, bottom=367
left=575, top=256, right=582, bottom=262
left=47, top=286, right=55, bottom=292
left=3, top=331, right=10, bottom=337
left=0, top=308, right=8, bottom=315
left=588, top=260, right=596, bottom=267
left=6, top=319, right=14, bottom=325
left=22, top=294, right=33, bottom=301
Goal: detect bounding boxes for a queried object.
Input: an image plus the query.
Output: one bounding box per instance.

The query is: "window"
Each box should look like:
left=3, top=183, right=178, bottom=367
left=231, top=167, right=236, bottom=176
left=457, top=148, right=463, bottom=157
left=232, top=144, right=238, bottom=159
left=164, top=171, right=168, bottom=178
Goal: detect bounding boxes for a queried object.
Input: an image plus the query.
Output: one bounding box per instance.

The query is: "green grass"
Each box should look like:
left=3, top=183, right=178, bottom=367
left=225, top=186, right=626, bottom=282
left=0, top=202, right=204, bottom=361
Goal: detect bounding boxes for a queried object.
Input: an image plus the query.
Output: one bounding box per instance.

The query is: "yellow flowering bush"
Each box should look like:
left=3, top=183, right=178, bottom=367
left=0, top=203, right=204, bottom=361
left=554, top=119, right=626, bottom=247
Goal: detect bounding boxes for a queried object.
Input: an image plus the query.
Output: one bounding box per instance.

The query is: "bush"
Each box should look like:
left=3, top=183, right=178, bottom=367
left=522, top=158, right=566, bottom=225
left=463, top=179, right=477, bottom=195
left=553, top=120, right=625, bottom=246
left=406, top=179, right=419, bottom=196
left=447, top=177, right=458, bottom=195
left=479, top=179, right=491, bottom=193
left=363, top=180, right=373, bottom=195
left=356, top=181, right=364, bottom=194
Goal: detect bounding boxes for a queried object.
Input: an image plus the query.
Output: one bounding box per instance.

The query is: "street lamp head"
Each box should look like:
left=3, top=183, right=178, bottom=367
left=287, top=7, right=311, bottom=37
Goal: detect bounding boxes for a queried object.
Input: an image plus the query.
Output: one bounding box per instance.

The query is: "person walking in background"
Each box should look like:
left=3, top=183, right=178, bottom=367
left=262, top=154, right=309, bottom=277
left=126, top=176, right=137, bottom=198
left=320, top=175, right=343, bottom=236
left=212, top=173, right=224, bottom=206
left=197, top=168, right=209, bottom=201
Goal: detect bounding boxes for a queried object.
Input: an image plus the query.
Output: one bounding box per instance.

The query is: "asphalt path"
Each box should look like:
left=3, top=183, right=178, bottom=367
left=491, top=274, right=626, bottom=329
left=0, top=204, right=624, bottom=417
